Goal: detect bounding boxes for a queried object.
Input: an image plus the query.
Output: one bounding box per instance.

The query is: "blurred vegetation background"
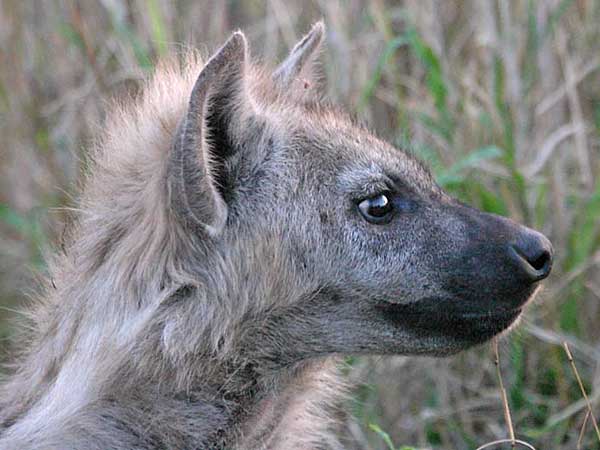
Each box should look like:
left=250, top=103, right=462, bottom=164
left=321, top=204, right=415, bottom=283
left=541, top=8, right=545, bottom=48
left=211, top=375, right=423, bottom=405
left=1, top=0, right=599, bottom=448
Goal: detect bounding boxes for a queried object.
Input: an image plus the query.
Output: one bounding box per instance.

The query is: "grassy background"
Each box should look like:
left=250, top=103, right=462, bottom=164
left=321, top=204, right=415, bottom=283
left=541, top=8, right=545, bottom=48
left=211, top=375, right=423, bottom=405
left=1, top=1, right=599, bottom=448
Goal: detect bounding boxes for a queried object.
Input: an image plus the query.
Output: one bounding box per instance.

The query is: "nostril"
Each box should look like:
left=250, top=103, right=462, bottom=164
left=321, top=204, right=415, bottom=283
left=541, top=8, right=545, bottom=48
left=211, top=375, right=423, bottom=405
left=529, top=249, right=551, bottom=271
left=510, top=234, right=553, bottom=282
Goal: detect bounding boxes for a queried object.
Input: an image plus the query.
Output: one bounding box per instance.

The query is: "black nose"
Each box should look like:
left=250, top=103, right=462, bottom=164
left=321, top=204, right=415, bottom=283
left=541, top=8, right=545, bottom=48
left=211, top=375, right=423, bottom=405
left=510, top=230, right=553, bottom=282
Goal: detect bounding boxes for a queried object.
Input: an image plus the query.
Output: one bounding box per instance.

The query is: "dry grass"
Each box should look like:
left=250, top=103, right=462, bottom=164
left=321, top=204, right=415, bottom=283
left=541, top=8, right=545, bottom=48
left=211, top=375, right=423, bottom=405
left=564, top=342, right=600, bottom=446
left=1, top=1, right=600, bottom=448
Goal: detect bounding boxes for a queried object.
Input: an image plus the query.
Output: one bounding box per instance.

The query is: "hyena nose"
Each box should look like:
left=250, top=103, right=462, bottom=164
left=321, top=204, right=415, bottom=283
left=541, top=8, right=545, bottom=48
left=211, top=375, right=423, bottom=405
left=510, top=229, right=553, bottom=282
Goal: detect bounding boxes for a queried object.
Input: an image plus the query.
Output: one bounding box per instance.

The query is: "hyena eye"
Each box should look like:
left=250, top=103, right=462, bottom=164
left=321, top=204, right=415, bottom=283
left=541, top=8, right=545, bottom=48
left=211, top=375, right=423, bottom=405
left=357, top=193, right=394, bottom=224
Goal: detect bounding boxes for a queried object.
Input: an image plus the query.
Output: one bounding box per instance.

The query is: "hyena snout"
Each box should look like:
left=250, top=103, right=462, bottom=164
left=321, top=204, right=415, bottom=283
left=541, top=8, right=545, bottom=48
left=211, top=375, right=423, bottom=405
left=458, top=208, right=554, bottom=311
left=398, top=207, right=557, bottom=351
left=480, top=212, right=554, bottom=293
left=509, top=226, right=553, bottom=283
left=440, top=205, right=554, bottom=314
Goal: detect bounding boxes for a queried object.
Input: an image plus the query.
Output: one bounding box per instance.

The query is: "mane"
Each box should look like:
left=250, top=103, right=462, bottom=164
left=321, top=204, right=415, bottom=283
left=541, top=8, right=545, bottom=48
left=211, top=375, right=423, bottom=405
left=65, top=50, right=339, bottom=296
left=1, top=45, right=351, bottom=449
left=75, top=53, right=205, bottom=290
left=1, top=51, right=217, bottom=421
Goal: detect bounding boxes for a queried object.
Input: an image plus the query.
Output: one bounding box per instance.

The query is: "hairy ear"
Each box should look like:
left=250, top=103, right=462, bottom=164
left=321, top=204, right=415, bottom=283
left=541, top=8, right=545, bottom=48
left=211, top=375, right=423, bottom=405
left=169, top=32, right=249, bottom=236
left=273, top=21, right=325, bottom=90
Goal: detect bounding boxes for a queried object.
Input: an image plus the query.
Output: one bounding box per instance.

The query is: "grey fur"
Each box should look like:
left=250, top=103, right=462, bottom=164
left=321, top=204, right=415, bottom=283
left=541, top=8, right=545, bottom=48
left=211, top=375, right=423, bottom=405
left=0, top=23, right=551, bottom=450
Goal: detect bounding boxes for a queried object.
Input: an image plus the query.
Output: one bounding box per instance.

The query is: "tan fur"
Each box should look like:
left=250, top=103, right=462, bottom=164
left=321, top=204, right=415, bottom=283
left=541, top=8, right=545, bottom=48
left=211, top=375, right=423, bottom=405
left=0, top=29, right=348, bottom=450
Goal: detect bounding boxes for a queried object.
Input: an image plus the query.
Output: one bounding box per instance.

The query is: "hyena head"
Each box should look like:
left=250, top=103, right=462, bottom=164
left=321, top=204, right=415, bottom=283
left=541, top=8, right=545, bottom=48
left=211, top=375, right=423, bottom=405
left=170, top=23, right=553, bottom=363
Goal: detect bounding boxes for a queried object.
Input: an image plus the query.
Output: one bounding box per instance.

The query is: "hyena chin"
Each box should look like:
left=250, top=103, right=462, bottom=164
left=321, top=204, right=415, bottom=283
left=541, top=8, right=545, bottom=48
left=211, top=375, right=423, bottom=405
left=0, top=22, right=552, bottom=450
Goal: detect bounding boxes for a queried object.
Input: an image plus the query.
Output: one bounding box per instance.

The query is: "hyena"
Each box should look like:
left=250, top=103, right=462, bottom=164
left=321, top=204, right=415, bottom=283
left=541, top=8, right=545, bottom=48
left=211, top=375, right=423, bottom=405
left=0, top=23, right=552, bottom=450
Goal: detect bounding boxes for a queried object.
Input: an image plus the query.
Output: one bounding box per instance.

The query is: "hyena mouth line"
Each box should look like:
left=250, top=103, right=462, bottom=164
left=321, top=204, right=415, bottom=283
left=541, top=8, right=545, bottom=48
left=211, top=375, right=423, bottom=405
left=377, top=302, right=523, bottom=321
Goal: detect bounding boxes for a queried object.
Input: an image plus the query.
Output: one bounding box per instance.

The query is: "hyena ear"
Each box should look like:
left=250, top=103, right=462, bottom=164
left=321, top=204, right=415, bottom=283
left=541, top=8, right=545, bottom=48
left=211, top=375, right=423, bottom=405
left=169, top=32, right=249, bottom=237
left=273, top=21, right=325, bottom=92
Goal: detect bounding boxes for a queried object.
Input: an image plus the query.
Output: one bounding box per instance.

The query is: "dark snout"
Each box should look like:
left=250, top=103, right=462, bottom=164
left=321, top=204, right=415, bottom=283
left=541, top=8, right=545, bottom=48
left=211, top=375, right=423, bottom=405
left=380, top=203, right=555, bottom=353
left=510, top=228, right=553, bottom=282
left=438, top=204, right=554, bottom=314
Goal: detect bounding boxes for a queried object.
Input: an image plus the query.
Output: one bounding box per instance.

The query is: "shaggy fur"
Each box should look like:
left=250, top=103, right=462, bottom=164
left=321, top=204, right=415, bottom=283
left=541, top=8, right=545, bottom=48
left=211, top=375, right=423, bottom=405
left=0, top=23, right=552, bottom=449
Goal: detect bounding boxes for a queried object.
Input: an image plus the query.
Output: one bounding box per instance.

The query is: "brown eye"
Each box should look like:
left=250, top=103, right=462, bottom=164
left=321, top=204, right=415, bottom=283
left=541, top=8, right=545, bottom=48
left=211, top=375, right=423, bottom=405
left=358, top=194, right=393, bottom=223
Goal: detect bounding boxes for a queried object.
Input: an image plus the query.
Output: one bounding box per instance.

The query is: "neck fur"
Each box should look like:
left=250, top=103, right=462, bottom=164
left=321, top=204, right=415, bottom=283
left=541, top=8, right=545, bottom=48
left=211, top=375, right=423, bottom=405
left=0, top=258, right=348, bottom=449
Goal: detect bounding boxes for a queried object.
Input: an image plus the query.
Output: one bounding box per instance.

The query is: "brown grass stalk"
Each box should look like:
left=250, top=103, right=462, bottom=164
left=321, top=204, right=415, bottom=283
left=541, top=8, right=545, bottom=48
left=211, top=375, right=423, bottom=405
left=475, top=340, right=537, bottom=450
left=577, top=410, right=590, bottom=450
left=494, top=338, right=516, bottom=446
left=563, top=341, right=600, bottom=445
